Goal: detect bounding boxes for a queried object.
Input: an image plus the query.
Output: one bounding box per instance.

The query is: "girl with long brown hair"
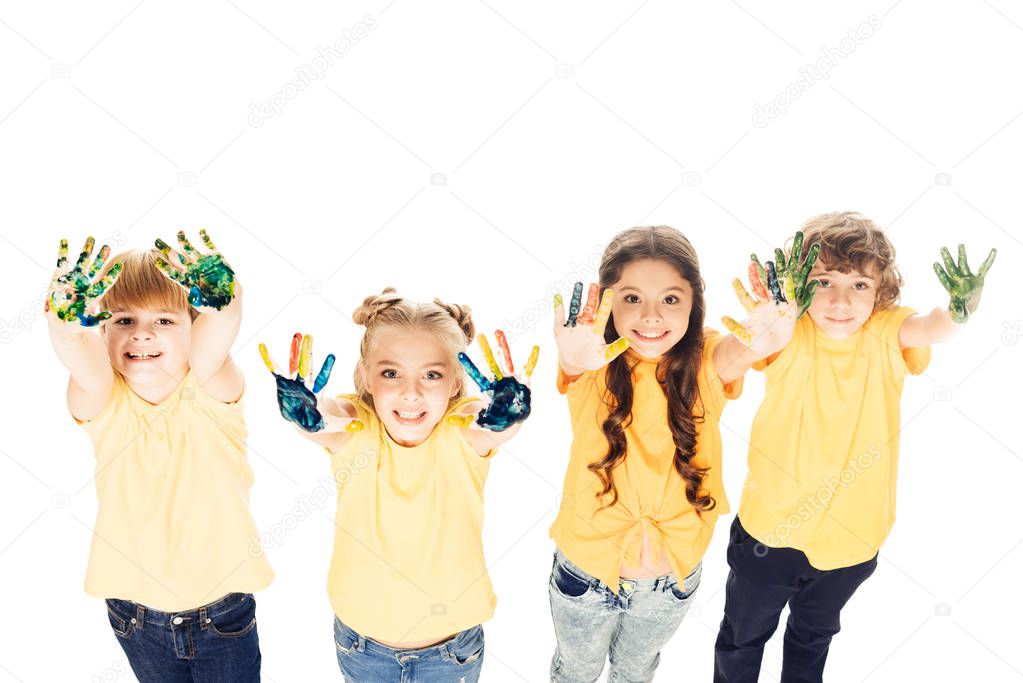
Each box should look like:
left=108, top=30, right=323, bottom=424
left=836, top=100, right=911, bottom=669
left=547, top=226, right=796, bottom=682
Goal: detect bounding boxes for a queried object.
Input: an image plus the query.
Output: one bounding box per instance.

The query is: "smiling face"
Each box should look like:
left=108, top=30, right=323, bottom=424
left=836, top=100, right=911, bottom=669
left=359, top=326, right=462, bottom=447
left=609, top=258, right=694, bottom=360
left=104, top=307, right=192, bottom=384
left=807, top=266, right=878, bottom=339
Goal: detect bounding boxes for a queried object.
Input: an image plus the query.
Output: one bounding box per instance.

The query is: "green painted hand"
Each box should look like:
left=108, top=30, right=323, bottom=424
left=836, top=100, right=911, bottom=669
left=46, top=237, right=122, bottom=327
left=751, top=230, right=820, bottom=318
left=933, top=244, right=996, bottom=323
left=154, top=229, right=236, bottom=310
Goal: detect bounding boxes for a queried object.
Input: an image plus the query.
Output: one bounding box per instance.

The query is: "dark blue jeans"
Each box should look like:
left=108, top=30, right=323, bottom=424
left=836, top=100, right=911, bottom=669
left=334, top=617, right=484, bottom=683
left=713, top=517, right=878, bottom=683
left=105, top=592, right=260, bottom=682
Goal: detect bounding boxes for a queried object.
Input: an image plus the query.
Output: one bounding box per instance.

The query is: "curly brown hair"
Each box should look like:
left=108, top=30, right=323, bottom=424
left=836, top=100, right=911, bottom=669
left=798, top=211, right=903, bottom=310
left=587, top=226, right=714, bottom=513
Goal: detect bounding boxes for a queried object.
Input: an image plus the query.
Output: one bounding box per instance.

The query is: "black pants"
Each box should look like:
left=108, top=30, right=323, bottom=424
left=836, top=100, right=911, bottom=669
left=713, top=517, right=878, bottom=683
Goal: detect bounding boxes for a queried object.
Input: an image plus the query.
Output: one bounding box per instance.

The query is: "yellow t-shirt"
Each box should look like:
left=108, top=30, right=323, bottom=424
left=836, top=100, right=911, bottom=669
left=739, top=307, right=931, bottom=570
left=549, top=329, right=742, bottom=593
left=326, top=395, right=496, bottom=642
left=77, top=372, right=274, bottom=611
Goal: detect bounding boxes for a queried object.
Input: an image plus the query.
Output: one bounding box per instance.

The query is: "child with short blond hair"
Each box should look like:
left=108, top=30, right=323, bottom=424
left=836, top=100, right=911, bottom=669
left=46, top=232, right=273, bottom=682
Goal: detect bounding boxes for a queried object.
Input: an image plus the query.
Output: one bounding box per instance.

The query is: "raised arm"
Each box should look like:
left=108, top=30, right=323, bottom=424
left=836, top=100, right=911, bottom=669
left=154, top=229, right=243, bottom=401
left=717, top=231, right=818, bottom=383
left=899, top=244, right=996, bottom=348
left=45, top=237, right=122, bottom=420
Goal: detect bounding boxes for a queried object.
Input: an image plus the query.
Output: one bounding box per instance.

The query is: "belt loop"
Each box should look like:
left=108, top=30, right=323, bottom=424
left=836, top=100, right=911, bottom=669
left=199, top=606, right=209, bottom=630
left=135, top=603, right=145, bottom=629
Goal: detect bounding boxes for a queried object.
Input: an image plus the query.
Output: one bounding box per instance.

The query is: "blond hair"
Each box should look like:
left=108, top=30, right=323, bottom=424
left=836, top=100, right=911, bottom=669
left=351, top=288, right=475, bottom=409
left=101, top=249, right=198, bottom=321
left=798, top=211, right=903, bottom=310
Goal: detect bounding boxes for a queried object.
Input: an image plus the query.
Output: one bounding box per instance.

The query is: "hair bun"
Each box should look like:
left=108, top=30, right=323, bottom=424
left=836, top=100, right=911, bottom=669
left=432, top=298, right=475, bottom=344
left=352, top=287, right=403, bottom=326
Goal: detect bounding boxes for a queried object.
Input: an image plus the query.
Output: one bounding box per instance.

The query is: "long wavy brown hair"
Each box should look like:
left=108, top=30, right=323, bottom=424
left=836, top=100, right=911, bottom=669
left=587, top=226, right=713, bottom=512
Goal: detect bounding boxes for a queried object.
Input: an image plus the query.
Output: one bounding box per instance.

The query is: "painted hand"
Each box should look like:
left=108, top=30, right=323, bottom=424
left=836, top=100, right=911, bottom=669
left=259, top=333, right=362, bottom=433
left=449, top=330, right=538, bottom=432
left=933, top=244, right=996, bottom=323
left=722, top=278, right=797, bottom=355
left=154, top=229, right=236, bottom=310
left=45, top=237, right=122, bottom=327
left=553, top=282, right=630, bottom=372
left=750, top=230, right=820, bottom=317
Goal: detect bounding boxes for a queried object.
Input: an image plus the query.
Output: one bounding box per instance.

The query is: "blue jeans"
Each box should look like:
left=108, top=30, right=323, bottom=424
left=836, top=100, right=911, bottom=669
left=105, top=592, right=260, bottom=682
left=548, top=549, right=702, bottom=683
left=333, top=617, right=485, bottom=683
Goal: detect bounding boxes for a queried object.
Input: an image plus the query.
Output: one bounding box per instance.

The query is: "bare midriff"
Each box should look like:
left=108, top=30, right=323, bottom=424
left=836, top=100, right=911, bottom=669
left=618, top=530, right=673, bottom=579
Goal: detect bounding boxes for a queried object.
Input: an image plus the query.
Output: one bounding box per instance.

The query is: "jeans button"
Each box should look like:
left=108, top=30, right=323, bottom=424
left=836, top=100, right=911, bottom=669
left=172, top=617, right=183, bottom=625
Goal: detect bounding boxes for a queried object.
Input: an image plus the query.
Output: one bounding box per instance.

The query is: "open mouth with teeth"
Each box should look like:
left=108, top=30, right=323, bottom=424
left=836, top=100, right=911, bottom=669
left=393, top=409, right=427, bottom=426
left=632, top=330, right=669, bottom=342
left=125, top=351, right=163, bottom=361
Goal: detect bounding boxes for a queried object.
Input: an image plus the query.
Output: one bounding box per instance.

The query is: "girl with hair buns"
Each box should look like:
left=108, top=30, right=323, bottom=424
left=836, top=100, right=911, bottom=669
left=259, top=288, right=537, bottom=682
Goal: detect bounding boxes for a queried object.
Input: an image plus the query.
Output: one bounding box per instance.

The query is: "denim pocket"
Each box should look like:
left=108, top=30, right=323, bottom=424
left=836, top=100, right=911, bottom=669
left=668, top=563, right=702, bottom=601
left=446, top=625, right=484, bottom=666
left=208, top=594, right=257, bottom=638
left=105, top=600, right=136, bottom=639
left=333, top=619, right=359, bottom=656
left=551, top=560, right=592, bottom=598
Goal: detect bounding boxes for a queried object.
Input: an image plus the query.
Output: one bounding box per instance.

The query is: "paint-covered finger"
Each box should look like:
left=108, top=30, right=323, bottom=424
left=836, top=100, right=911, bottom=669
left=523, top=345, right=539, bottom=378
left=789, top=232, right=804, bottom=273
left=732, top=278, right=756, bottom=313
left=87, top=244, right=111, bottom=279
left=289, top=333, right=302, bottom=375
left=592, top=288, right=614, bottom=334
left=258, top=343, right=279, bottom=375
left=933, top=262, right=954, bottom=294
left=199, top=229, right=219, bottom=253
left=957, top=244, right=971, bottom=276
left=74, top=237, right=95, bottom=273
left=977, top=248, right=997, bottom=277
left=722, top=316, right=752, bottom=346
left=312, top=353, right=335, bottom=393
left=177, top=230, right=200, bottom=261
left=940, top=246, right=958, bottom=279
left=766, top=261, right=785, bottom=302
left=576, top=284, right=599, bottom=325
left=795, top=243, right=820, bottom=287
left=478, top=334, right=503, bottom=380
left=566, top=281, right=583, bottom=327
left=56, top=239, right=69, bottom=271
left=774, top=247, right=786, bottom=273
left=604, top=336, right=630, bottom=362
left=298, top=333, right=313, bottom=380
left=457, top=352, right=492, bottom=392
left=553, top=292, right=565, bottom=328
left=495, top=329, right=515, bottom=376
left=86, top=262, right=122, bottom=300
left=447, top=413, right=476, bottom=429
left=783, top=274, right=795, bottom=303
left=154, top=257, right=188, bottom=285
left=748, top=262, right=769, bottom=301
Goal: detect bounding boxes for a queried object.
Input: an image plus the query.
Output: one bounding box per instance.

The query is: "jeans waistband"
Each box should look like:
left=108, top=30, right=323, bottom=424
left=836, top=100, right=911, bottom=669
left=106, top=592, right=248, bottom=627
left=335, top=618, right=469, bottom=661
left=554, top=549, right=683, bottom=593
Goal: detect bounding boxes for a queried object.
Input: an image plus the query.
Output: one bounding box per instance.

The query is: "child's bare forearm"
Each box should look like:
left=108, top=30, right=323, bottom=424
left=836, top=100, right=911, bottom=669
left=899, top=306, right=962, bottom=348
left=189, top=282, right=243, bottom=377
left=46, top=313, right=112, bottom=389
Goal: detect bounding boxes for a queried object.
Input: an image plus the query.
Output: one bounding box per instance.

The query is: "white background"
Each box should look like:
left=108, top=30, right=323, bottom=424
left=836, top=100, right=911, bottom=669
left=1, top=1, right=1021, bottom=681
